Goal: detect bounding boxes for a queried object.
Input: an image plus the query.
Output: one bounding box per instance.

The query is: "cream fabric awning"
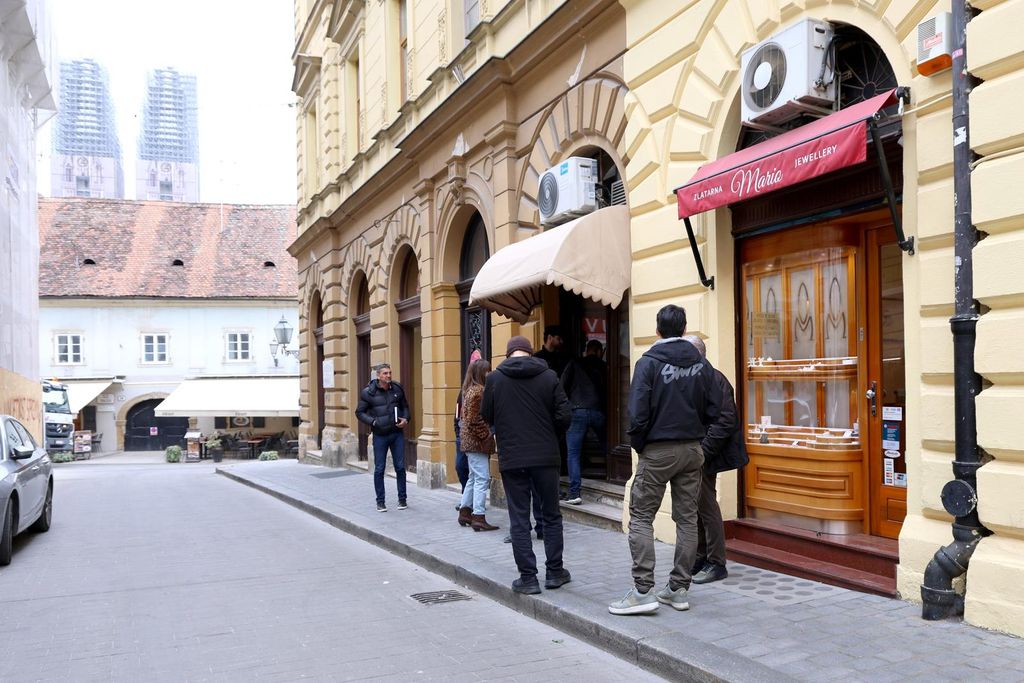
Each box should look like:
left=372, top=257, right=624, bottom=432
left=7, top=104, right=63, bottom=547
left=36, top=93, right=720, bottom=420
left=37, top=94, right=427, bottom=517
left=65, top=379, right=116, bottom=414
left=155, top=376, right=300, bottom=417
left=469, top=205, right=631, bottom=323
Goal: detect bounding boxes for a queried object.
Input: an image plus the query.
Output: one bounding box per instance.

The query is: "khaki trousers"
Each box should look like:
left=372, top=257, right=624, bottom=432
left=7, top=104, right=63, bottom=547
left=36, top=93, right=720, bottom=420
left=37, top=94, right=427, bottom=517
left=627, top=440, right=704, bottom=592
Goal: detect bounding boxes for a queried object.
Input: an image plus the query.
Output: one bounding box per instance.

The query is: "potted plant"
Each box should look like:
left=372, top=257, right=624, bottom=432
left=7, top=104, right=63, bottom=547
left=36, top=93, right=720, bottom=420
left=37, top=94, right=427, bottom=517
left=165, top=445, right=182, bottom=463
left=206, top=435, right=224, bottom=463
left=258, top=450, right=279, bottom=461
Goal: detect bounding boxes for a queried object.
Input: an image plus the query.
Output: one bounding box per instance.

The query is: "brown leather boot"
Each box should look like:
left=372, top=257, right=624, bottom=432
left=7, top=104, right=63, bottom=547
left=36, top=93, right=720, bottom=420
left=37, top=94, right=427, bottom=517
left=458, top=506, right=473, bottom=527
left=471, top=514, right=499, bottom=532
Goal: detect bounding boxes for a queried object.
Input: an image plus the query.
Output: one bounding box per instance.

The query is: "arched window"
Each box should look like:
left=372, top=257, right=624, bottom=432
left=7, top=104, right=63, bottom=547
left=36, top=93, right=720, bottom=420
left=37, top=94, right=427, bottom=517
left=457, top=212, right=490, bottom=368
left=399, top=250, right=419, bottom=301
left=459, top=213, right=488, bottom=281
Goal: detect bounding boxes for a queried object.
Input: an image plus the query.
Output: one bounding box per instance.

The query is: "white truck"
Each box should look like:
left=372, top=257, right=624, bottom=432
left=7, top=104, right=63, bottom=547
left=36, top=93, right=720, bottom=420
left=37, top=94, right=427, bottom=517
left=41, top=380, right=75, bottom=453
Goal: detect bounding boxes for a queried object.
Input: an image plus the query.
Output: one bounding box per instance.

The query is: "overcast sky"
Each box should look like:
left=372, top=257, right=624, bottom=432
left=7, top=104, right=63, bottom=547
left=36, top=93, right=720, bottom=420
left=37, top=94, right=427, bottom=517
left=39, top=0, right=297, bottom=205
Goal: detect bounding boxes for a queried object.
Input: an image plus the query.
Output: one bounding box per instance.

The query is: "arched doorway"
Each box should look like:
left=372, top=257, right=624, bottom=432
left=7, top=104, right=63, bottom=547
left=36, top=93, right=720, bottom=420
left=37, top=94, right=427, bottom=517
left=124, top=399, right=189, bottom=451
left=394, top=249, right=421, bottom=472
left=458, top=212, right=490, bottom=369
left=311, top=290, right=326, bottom=449
left=352, top=273, right=371, bottom=460
left=730, top=26, right=906, bottom=540
left=545, top=145, right=632, bottom=485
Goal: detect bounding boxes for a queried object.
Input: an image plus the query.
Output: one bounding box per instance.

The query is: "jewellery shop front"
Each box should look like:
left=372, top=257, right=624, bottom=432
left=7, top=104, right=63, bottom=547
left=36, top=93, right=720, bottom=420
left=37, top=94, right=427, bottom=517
left=675, top=87, right=913, bottom=594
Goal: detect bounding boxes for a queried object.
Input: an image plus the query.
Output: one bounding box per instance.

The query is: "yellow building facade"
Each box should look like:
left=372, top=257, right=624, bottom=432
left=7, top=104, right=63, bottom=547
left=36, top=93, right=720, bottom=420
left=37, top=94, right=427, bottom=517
left=619, top=0, right=1024, bottom=637
left=292, top=0, right=1024, bottom=636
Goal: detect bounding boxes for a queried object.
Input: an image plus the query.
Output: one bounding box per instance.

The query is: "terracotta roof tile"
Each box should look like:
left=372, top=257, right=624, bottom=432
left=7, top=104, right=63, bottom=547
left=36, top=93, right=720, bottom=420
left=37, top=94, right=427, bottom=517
left=38, top=198, right=297, bottom=299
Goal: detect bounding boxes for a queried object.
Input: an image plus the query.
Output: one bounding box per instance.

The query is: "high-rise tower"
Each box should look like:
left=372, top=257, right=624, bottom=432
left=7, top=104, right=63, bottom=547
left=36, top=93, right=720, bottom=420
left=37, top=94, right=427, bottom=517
left=51, top=59, right=124, bottom=198
left=137, top=67, right=199, bottom=202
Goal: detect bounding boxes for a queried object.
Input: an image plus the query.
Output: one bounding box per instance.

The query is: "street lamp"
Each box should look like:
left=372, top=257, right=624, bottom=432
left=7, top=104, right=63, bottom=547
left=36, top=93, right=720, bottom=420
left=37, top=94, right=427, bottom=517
left=270, top=316, right=299, bottom=366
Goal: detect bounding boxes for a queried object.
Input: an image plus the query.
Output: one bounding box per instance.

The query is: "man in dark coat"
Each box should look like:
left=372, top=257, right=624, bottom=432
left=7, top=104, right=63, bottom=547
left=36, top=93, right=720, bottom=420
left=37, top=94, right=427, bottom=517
left=355, top=363, right=411, bottom=512
left=683, top=335, right=748, bottom=584
left=609, top=304, right=722, bottom=615
left=560, top=339, right=608, bottom=504
left=533, top=325, right=567, bottom=377
left=482, top=335, right=572, bottom=595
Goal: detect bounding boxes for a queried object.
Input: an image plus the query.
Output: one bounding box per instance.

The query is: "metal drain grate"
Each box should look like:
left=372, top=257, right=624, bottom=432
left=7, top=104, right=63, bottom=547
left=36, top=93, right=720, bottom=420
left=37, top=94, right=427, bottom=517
left=310, top=470, right=359, bottom=479
left=410, top=590, right=473, bottom=605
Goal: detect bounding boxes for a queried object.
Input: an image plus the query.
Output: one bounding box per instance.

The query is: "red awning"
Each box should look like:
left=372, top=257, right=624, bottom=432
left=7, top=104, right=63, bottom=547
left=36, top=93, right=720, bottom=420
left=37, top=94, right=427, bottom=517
left=675, top=90, right=898, bottom=219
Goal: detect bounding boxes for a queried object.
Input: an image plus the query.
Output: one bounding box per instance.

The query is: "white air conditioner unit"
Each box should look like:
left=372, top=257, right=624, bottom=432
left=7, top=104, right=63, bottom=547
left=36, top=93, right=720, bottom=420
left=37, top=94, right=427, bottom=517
left=538, top=157, right=599, bottom=226
left=741, top=18, right=836, bottom=127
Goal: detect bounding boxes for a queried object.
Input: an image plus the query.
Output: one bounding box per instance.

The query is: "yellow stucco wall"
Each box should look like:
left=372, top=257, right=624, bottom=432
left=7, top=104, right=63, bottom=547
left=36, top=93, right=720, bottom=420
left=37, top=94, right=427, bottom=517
left=620, top=0, right=1024, bottom=637
left=292, top=0, right=630, bottom=482
left=292, top=0, right=574, bottom=235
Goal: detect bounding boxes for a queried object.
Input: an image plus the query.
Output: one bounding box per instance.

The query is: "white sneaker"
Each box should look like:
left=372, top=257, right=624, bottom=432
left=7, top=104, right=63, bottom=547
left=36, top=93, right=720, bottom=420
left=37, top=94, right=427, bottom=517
left=565, top=497, right=583, bottom=505
left=655, top=584, right=690, bottom=611
left=608, top=586, right=660, bottom=615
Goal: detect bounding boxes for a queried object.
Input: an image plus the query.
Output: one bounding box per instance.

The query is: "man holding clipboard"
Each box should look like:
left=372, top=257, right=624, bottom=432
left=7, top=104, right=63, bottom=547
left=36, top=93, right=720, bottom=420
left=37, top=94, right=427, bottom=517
left=356, top=363, right=412, bottom=512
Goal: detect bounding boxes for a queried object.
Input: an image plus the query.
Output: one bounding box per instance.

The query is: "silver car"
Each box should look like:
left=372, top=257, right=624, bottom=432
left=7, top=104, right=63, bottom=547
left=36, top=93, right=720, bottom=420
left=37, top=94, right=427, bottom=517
left=1, top=415, right=54, bottom=565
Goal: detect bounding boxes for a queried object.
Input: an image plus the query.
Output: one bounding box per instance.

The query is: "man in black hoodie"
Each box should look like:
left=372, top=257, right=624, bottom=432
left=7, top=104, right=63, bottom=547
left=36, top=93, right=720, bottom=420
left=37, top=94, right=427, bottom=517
left=355, top=363, right=411, bottom=512
left=482, top=335, right=572, bottom=595
left=609, top=305, right=722, bottom=615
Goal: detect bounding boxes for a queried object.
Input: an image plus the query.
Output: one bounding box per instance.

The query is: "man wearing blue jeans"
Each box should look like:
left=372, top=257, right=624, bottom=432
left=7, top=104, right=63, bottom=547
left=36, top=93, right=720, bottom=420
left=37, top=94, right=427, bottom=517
left=355, top=364, right=411, bottom=512
left=560, top=339, right=607, bottom=505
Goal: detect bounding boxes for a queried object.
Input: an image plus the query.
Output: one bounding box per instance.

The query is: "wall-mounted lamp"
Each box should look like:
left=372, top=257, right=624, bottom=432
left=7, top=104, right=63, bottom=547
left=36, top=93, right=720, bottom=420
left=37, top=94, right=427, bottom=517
left=270, top=316, right=299, bottom=366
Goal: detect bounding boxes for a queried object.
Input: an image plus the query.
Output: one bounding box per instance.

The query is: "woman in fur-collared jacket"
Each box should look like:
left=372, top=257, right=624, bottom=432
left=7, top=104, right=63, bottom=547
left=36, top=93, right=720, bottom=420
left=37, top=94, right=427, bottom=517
left=457, top=359, right=499, bottom=531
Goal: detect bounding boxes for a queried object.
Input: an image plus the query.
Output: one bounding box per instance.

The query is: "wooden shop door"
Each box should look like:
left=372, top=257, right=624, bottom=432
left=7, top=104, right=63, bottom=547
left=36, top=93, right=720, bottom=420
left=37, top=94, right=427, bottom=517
left=740, top=210, right=906, bottom=538
left=864, top=225, right=907, bottom=538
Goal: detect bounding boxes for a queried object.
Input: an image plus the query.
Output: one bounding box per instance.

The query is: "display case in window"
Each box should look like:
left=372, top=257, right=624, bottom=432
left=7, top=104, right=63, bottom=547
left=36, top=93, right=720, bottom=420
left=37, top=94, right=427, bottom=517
left=740, top=237, right=867, bottom=533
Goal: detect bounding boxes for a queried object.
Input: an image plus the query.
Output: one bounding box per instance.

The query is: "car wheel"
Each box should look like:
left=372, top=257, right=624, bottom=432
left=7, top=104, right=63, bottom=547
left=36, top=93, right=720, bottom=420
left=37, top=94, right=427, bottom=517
left=32, top=482, right=53, bottom=533
left=0, top=498, right=13, bottom=566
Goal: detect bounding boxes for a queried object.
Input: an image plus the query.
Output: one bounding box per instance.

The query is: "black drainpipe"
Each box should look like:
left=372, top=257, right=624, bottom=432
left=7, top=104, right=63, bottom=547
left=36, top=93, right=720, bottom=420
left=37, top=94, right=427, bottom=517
left=920, top=0, right=992, bottom=621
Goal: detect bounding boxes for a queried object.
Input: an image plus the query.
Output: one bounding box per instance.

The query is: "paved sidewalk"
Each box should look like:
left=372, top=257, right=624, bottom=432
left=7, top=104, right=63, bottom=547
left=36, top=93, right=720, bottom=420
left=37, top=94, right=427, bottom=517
left=217, top=461, right=1024, bottom=683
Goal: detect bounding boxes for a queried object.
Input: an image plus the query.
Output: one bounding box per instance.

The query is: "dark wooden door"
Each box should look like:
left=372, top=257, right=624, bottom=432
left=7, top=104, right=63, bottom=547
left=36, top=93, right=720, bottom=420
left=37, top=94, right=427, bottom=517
left=125, top=399, right=188, bottom=451
left=399, top=322, right=421, bottom=473
left=315, top=326, right=325, bottom=449
left=356, top=330, right=371, bottom=460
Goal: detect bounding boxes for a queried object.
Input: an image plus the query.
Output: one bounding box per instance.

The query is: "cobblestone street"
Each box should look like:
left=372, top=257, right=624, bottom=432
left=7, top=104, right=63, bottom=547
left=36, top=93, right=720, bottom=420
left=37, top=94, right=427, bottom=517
left=0, top=458, right=662, bottom=682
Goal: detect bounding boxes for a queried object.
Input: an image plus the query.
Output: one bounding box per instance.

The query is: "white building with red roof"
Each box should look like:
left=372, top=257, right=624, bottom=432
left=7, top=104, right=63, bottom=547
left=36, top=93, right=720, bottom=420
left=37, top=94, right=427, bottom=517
left=38, top=197, right=300, bottom=454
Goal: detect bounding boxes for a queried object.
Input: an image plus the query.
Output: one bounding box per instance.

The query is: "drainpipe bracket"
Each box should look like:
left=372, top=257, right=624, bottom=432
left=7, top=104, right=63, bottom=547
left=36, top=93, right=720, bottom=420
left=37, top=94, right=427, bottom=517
left=941, top=479, right=978, bottom=518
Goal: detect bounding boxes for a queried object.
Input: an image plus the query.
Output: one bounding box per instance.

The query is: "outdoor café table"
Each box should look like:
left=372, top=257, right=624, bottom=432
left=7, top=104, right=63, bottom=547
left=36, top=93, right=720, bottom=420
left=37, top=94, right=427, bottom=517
left=246, top=439, right=264, bottom=459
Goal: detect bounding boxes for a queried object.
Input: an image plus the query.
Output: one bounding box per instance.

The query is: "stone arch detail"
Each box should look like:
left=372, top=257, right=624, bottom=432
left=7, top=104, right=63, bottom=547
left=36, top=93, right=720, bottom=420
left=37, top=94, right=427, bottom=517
left=300, top=262, right=328, bottom=324
left=114, top=392, right=171, bottom=451
left=338, top=235, right=376, bottom=304
left=516, top=74, right=632, bottom=230
left=379, top=203, right=427, bottom=291
left=435, top=177, right=492, bottom=283
left=115, top=392, right=171, bottom=424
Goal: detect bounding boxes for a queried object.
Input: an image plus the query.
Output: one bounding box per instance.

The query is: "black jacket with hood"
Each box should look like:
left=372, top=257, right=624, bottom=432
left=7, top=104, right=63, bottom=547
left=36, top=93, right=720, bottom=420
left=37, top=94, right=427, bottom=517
left=355, top=379, right=411, bottom=436
left=481, top=355, right=571, bottom=471
left=701, top=369, right=749, bottom=474
left=627, top=338, right=722, bottom=454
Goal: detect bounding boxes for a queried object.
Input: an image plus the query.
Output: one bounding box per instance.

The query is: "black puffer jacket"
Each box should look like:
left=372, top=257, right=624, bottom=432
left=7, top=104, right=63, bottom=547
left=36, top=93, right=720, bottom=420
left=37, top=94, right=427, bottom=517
left=702, top=370, right=749, bottom=474
left=355, top=380, right=411, bottom=436
left=627, top=338, right=722, bottom=454
left=560, top=355, right=607, bottom=411
left=481, top=355, right=571, bottom=470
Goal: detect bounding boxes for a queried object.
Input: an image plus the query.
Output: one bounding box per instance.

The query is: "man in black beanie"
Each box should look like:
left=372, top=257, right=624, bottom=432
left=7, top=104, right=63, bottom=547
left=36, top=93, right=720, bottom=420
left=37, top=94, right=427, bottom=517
left=482, top=335, right=572, bottom=594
